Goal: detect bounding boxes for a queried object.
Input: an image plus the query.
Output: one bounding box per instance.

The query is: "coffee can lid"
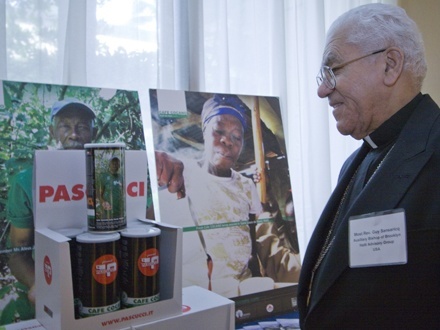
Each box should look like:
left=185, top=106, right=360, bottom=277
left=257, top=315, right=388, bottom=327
left=76, top=232, right=121, bottom=243
left=120, top=226, right=161, bottom=238
left=84, top=142, right=126, bottom=149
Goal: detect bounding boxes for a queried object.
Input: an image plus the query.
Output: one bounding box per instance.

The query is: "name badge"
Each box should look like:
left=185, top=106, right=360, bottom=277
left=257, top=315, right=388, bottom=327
left=349, top=209, right=407, bottom=268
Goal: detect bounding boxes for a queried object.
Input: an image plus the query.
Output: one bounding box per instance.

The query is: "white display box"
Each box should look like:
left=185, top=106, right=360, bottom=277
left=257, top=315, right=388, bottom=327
left=136, top=286, right=235, bottom=330
left=35, top=221, right=182, bottom=330
left=33, top=150, right=183, bottom=329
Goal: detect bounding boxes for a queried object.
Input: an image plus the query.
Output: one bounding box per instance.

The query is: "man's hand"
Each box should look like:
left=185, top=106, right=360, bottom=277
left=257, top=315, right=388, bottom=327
left=8, top=226, right=36, bottom=303
left=155, top=151, right=186, bottom=199
left=28, top=284, right=36, bottom=305
left=253, top=168, right=262, bottom=183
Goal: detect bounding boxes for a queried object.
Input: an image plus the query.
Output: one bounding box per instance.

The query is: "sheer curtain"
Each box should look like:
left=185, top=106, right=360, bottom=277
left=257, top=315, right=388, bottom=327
left=0, top=0, right=396, bottom=259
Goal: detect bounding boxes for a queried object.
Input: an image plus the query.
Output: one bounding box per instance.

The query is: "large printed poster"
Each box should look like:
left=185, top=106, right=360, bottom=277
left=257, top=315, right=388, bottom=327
left=149, top=89, right=301, bottom=323
left=0, top=81, right=151, bottom=326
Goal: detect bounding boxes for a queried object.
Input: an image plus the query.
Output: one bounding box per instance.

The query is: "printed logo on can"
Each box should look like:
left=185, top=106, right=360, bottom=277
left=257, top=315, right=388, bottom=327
left=44, top=255, right=52, bottom=285
left=92, top=254, right=118, bottom=285
left=138, top=248, right=159, bottom=276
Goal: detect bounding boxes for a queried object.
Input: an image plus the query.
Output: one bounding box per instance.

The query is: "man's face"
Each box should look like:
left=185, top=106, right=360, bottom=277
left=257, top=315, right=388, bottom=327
left=50, top=109, right=95, bottom=149
left=203, top=114, right=244, bottom=176
left=109, top=158, right=120, bottom=174
left=317, top=30, right=387, bottom=140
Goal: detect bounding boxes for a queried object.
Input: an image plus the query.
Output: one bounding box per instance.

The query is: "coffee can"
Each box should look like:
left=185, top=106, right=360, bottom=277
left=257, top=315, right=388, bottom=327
left=76, top=232, right=121, bottom=318
left=120, top=226, right=161, bottom=307
left=85, top=143, right=126, bottom=232
left=54, top=227, right=84, bottom=319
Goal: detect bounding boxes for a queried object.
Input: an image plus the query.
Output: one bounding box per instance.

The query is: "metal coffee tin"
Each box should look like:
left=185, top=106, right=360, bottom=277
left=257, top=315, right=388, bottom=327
left=76, top=232, right=121, bottom=318
left=120, top=226, right=161, bottom=307
left=85, top=143, right=126, bottom=232
left=54, top=227, right=84, bottom=319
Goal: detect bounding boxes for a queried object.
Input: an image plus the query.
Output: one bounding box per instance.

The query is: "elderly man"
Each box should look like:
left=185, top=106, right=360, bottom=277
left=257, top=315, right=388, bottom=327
left=7, top=99, right=96, bottom=315
left=298, top=3, right=440, bottom=329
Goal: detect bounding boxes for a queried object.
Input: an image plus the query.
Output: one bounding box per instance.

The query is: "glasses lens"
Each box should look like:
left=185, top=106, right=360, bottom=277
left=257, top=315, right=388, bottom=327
left=316, top=75, right=323, bottom=87
left=321, top=66, right=335, bottom=89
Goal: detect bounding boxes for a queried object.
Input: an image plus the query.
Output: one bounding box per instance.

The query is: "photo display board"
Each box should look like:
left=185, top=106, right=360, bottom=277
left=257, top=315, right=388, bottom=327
left=0, top=80, right=152, bottom=326
left=149, top=89, right=301, bottom=323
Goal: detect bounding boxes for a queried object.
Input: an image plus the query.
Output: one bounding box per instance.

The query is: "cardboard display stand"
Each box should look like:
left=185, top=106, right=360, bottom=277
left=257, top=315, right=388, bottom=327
left=137, top=286, right=235, bottom=330
left=35, top=223, right=182, bottom=330
left=3, top=286, right=235, bottom=330
left=33, top=150, right=183, bottom=330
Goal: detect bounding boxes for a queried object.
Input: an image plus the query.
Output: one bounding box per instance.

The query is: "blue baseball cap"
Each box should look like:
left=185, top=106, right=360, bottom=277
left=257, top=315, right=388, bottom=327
left=50, top=98, right=96, bottom=121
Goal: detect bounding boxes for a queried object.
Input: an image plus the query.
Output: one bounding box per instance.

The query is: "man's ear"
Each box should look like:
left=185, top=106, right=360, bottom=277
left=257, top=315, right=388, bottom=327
left=93, top=127, right=98, bottom=140
left=383, top=47, right=404, bottom=86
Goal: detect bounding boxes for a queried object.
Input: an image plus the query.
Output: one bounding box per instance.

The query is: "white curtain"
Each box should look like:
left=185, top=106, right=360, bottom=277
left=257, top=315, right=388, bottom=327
left=0, top=0, right=396, bottom=259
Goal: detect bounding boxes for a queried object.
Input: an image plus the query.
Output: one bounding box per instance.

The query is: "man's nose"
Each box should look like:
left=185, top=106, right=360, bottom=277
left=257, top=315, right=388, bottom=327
left=317, top=82, right=333, bottom=98
left=220, top=135, right=233, bottom=146
left=69, top=127, right=80, bottom=138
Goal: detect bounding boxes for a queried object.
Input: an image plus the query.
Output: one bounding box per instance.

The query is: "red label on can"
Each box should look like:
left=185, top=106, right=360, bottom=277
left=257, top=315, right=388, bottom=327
left=93, top=254, right=118, bottom=285
left=138, top=248, right=159, bottom=276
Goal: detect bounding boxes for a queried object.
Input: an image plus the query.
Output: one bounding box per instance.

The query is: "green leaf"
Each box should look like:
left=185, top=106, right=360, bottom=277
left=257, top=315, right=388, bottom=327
left=0, top=285, right=11, bottom=299
left=13, top=282, right=28, bottom=294
left=0, top=299, right=16, bottom=325
left=15, top=294, right=35, bottom=320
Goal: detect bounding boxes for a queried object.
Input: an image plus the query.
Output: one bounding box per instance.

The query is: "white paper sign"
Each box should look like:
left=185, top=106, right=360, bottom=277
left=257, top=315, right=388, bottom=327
left=34, top=150, right=148, bottom=230
left=349, top=209, right=407, bottom=268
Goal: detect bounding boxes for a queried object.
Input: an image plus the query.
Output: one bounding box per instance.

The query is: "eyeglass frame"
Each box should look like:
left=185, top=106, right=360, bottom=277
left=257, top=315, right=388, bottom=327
left=316, top=48, right=387, bottom=90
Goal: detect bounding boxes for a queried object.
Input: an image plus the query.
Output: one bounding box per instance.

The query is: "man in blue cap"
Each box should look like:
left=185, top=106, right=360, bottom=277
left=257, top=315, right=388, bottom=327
left=7, top=99, right=96, bottom=319
left=49, top=98, right=97, bottom=149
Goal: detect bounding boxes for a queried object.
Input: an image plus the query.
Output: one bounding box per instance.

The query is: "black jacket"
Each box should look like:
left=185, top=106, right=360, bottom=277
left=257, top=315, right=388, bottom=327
left=298, top=95, right=440, bottom=329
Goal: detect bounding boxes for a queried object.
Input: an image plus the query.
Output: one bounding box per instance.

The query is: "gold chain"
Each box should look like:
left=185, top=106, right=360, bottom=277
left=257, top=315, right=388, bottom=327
left=306, top=144, right=395, bottom=307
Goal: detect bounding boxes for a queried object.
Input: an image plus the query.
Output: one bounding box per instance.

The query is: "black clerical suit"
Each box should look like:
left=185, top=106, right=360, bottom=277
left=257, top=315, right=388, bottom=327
left=298, top=94, right=440, bottom=329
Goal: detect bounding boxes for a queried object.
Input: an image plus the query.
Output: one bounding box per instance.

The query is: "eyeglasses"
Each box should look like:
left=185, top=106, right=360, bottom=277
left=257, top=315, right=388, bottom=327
left=316, top=49, right=387, bottom=90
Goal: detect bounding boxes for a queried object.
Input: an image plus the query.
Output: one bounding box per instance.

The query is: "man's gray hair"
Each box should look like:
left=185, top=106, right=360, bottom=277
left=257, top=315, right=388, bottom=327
left=327, top=3, right=427, bottom=90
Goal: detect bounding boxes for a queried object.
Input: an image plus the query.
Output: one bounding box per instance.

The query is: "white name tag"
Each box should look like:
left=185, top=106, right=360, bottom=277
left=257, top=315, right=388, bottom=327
left=349, top=209, right=407, bottom=268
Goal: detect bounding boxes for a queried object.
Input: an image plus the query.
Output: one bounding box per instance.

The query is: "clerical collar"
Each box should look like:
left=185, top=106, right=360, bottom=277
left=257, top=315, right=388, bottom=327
left=363, top=93, right=423, bottom=149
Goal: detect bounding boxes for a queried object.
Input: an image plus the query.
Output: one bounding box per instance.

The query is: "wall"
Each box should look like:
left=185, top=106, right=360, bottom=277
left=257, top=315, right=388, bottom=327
left=399, top=0, right=440, bottom=103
